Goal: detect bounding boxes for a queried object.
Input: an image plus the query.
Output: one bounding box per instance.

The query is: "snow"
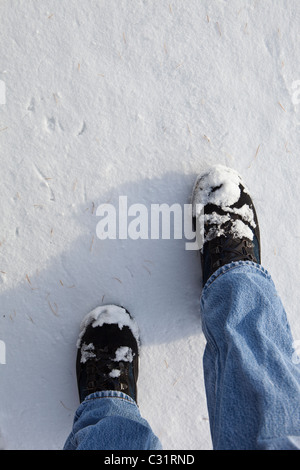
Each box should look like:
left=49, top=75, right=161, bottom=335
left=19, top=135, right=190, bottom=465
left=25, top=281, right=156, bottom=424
left=230, top=204, right=256, bottom=227
left=80, top=342, right=96, bottom=364
left=0, top=0, right=300, bottom=450
left=114, top=346, right=134, bottom=363
left=192, top=165, right=247, bottom=212
left=109, top=369, right=121, bottom=379
left=231, top=218, right=254, bottom=241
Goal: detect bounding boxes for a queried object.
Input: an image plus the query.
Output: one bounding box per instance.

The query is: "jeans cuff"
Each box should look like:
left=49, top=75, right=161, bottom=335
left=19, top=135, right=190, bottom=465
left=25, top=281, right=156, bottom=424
left=203, top=260, right=271, bottom=290
left=82, top=390, right=136, bottom=404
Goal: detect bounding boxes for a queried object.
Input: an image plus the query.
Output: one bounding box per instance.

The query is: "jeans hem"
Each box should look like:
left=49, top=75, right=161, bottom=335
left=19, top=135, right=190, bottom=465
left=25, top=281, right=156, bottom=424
left=83, top=390, right=136, bottom=405
left=202, top=260, right=270, bottom=291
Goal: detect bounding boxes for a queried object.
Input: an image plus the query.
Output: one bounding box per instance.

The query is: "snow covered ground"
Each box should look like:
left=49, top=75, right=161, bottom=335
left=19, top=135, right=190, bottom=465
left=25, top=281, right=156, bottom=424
left=1, top=0, right=300, bottom=450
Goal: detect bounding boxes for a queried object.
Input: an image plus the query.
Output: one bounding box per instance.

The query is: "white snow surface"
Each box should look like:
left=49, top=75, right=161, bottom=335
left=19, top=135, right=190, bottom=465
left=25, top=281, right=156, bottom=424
left=1, top=0, right=300, bottom=450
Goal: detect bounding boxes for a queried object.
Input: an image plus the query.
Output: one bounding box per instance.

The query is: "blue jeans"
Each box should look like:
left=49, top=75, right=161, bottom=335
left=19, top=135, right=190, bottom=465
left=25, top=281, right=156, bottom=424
left=64, top=261, right=300, bottom=450
left=63, top=390, right=162, bottom=450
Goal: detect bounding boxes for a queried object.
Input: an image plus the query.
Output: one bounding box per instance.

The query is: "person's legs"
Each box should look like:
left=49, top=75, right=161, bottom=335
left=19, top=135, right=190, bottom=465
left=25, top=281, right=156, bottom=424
left=64, top=305, right=162, bottom=450
left=201, top=260, right=300, bottom=450
left=192, top=165, right=300, bottom=449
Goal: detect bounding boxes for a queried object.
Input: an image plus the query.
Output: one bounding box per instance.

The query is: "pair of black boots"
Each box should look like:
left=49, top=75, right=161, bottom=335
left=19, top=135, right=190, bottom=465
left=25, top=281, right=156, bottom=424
left=77, top=165, right=261, bottom=403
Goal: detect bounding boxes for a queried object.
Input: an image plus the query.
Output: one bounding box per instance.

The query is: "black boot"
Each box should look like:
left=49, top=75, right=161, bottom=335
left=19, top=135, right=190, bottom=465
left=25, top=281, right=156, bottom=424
left=192, top=165, right=261, bottom=286
left=76, top=305, right=139, bottom=403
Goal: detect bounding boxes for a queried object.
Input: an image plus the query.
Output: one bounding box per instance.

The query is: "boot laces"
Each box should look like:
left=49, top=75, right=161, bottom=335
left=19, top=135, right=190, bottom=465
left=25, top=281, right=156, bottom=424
left=210, top=236, right=255, bottom=269
left=85, top=347, right=129, bottom=394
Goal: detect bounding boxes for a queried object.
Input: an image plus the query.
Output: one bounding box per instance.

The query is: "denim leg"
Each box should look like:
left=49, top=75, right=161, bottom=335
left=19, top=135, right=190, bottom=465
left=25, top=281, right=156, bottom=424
left=201, top=261, right=300, bottom=450
left=64, top=391, right=162, bottom=450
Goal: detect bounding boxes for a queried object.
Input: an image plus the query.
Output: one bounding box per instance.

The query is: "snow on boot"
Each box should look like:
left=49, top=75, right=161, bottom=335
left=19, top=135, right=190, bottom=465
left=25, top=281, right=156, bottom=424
left=192, top=165, right=261, bottom=285
left=76, top=305, right=139, bottom=403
